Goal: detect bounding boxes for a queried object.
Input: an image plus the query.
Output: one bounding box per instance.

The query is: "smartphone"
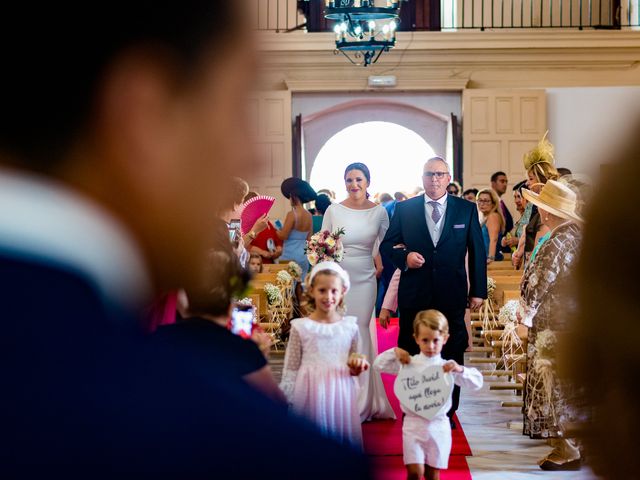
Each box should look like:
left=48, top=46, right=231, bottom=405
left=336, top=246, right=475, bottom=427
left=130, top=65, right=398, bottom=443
left=274, top=219, right=283, bottom=230
left=230, top=304, right=255, bottom=339
left=228, top=219, right=242, bottom=246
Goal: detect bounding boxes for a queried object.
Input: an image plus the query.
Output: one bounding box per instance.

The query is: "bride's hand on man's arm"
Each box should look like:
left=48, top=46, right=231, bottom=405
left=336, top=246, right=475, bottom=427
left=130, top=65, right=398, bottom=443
left=406, top=252, right=425, bottom=269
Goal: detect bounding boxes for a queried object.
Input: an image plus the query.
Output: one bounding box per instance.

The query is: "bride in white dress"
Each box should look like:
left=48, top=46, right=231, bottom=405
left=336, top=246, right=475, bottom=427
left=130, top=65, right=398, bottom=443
left=321, top=163, right=396, bottom=422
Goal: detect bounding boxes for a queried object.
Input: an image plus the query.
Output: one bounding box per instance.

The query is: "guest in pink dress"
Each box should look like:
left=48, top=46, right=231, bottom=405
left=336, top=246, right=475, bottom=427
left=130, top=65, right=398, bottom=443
left=280, top=262, right=369, bottom=448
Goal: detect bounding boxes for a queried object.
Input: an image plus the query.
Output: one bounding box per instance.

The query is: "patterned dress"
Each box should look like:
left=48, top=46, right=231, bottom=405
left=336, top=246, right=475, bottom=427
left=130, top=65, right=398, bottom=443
left=519, top=222, right=582, bottom=439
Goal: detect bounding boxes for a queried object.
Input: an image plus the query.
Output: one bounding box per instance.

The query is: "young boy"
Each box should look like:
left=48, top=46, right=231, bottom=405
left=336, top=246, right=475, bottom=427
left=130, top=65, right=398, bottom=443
left=374, top=310, right=483, bottom=480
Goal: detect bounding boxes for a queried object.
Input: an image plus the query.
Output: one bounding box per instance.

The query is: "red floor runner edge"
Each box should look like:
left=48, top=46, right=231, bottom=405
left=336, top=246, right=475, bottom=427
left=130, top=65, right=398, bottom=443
left=362, top=319, right=473, bottom=480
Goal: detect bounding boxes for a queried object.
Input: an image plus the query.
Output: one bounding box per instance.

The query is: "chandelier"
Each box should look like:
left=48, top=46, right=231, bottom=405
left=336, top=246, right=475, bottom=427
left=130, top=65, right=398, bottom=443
left=324, top=1, right=403, bottom=67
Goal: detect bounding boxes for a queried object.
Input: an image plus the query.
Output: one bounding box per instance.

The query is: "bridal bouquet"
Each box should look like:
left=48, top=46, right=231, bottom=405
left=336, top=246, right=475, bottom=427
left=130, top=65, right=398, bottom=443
left=305, top=227, right=345, bottom=266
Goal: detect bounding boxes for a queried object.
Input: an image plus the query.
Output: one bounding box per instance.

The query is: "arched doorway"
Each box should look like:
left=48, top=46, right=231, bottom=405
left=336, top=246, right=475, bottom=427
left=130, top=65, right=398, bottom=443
left=301, top=99, right=453, bottom=198
left=309, top=121, right=437, bottom=201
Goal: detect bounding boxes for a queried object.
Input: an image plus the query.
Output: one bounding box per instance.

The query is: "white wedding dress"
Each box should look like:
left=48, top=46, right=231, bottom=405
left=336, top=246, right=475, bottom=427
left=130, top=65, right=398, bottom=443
left=322, top=204, right=396, bottom=421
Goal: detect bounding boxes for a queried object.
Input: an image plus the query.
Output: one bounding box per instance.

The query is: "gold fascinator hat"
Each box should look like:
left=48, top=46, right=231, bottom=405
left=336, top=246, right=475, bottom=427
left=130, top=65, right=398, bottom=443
left=523, top=131, right=555, bottom=171
left=522, top=180, right=583, bottom=223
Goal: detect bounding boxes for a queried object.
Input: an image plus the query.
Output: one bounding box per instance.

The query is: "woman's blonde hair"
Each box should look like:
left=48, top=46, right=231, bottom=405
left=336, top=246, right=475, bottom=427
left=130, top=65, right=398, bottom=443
left=413, top=310, right=449, bottom=336
left=528, top=161, right=559, bottom=185
left=302, top=269, right=347, bottom=314
left=477, top=188, right=506, bottom=233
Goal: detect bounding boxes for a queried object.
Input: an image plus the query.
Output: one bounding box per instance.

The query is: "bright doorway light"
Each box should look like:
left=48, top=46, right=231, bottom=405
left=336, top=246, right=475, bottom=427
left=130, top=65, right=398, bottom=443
left=309, top=121, right=438, bottom=201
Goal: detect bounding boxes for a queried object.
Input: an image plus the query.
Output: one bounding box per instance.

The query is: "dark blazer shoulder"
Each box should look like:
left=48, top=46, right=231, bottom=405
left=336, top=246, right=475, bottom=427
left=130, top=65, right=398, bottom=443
left=447, top=195, right=473, bottom=212
left=400, top=195, right=424, bottom=212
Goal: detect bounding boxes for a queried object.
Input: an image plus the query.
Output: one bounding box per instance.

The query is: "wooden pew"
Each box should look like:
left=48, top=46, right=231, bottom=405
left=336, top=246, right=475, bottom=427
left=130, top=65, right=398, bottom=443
left=262, top=263, right=289, bottom=273
left=488, top=261, right=518, bottom=271
left=252, top=272, right=279, bottom=283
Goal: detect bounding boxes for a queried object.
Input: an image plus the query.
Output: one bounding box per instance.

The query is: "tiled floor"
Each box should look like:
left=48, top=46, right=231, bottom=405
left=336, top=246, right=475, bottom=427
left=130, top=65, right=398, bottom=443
left=457, top=359, right=595, bottom=480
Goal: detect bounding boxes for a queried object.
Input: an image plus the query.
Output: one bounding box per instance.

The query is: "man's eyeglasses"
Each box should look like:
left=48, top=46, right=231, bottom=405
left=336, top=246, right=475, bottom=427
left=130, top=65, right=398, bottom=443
left=423, top=172, right=449, bottom=179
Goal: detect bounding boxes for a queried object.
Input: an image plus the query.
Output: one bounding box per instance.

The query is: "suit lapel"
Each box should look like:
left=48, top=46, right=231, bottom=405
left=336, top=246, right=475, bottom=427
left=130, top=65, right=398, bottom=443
left=414, top=196, right=435, bottom=249
left=437, top=196, right=457, bottom=245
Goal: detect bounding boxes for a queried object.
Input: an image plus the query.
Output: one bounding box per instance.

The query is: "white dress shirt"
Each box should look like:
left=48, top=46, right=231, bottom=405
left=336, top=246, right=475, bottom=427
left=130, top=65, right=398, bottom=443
left=424, top=193, right=448, bottom=245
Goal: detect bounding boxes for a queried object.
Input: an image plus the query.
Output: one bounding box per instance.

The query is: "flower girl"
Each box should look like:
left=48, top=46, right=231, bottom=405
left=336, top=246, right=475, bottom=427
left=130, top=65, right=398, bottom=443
left=280, top=261, right=368, bottom=448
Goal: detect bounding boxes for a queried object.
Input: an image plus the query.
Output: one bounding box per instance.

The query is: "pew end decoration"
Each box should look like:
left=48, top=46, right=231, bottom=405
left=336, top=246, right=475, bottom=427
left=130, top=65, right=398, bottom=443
left=263, top=272, right=295, bottom=351
left=526, top=329, right=559, bottom=427
left=287, top=261, right=302, bottom=281
left=480, top=277, right=498, bottom=332
left=263, top=283, right=285, bottom=351
left=498, top=300, right=526, bottom=370
left=305, top=228, right=346, bottom=266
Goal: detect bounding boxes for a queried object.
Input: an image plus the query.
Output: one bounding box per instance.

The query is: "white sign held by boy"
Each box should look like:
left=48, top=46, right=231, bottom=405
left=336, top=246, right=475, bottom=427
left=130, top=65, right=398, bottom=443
left=394, top=364, right=454, bottom=420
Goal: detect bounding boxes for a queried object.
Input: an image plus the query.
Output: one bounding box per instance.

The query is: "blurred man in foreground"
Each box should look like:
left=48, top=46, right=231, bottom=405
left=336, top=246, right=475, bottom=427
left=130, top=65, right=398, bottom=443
left=0, top=3, right=369, bottom=478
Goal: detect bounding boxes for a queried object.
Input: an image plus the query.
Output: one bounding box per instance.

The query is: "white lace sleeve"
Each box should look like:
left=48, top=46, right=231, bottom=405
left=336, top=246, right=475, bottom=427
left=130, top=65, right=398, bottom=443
left=349, top=325, right=359, bottom=356
left=373, top=348, right=401, bottom=375
left=279, top=324, right=302, bottom=403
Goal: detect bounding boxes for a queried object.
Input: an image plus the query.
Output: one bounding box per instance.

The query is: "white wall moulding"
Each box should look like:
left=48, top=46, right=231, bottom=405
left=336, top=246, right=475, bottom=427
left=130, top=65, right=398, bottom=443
left=257, top=30, right=640, bottom=51
left=284, top=78, right=471, bottom=91
left=256, top=29, right=640, bottom=90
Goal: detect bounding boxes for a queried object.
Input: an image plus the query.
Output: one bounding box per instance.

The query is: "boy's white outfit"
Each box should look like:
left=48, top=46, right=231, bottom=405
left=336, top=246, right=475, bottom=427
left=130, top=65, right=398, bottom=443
left=374, top=350, right=483, bottom=468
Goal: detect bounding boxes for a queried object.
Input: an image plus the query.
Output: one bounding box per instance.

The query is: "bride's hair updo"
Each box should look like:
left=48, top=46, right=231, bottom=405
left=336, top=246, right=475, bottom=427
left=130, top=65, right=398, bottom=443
left=344, top=162, right=371, bottom=199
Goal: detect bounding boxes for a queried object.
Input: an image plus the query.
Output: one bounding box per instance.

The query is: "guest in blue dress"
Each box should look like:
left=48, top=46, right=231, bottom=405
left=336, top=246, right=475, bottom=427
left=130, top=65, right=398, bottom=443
left=477, top=189, right=505, bottom=263
left=278, top=178, right=317, bottom=280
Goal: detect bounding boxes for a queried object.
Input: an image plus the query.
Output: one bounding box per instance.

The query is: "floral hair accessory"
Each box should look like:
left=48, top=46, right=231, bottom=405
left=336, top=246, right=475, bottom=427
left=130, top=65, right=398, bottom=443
left=523, top=131, right=555, bottom=171
left=308, top=261, right=350, bottom=292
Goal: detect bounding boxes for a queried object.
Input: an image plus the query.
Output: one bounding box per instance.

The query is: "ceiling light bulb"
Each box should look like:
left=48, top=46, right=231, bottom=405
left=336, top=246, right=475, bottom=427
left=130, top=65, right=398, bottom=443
left=389, top=20, right=397, bottom=31
left=382, top=24, right=390, bottom=34
left=354, top=25, right=363, bottom=35
left=368, top=20, right=376, bottom=30
left=334, top=24, right=341, bottom=34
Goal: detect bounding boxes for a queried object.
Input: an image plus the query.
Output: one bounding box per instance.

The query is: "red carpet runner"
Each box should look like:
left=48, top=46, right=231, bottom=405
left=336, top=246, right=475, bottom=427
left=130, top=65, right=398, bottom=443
left=362, top=318, right=473, bottom=480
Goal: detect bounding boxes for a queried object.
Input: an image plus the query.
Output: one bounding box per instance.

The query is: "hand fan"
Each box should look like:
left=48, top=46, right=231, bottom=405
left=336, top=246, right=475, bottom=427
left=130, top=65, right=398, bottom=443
left=240, top=195, right=275, bottom=235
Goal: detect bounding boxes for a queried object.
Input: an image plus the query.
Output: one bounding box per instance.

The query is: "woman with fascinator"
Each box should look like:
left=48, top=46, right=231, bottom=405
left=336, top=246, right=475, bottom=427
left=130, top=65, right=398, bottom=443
left=512, top=134, right=561, bottom=269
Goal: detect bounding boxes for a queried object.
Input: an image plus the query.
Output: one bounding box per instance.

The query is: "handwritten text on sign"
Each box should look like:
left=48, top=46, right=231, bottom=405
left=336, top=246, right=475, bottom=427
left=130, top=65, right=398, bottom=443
left=393, top=364, right=454, bottom=420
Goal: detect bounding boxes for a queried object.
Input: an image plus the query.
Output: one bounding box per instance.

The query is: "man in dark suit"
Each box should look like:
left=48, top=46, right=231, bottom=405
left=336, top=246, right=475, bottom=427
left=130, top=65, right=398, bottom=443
left=380, top=157, right=487, bottom=424
left=491, top=170, right=514, bottom=238
left=0, top=3, right=369, bottom=478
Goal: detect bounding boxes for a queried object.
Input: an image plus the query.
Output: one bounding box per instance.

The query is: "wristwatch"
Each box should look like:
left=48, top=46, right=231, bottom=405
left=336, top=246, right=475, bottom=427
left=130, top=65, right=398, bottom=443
left=247, top=231, right=256, bottom=240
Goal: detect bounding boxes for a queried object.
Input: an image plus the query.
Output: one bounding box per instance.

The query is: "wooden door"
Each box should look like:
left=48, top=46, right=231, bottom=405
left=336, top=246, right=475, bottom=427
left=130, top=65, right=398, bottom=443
left=247, top=91, right=293, bottom=222
left=462, top=89, right=547, bottom=215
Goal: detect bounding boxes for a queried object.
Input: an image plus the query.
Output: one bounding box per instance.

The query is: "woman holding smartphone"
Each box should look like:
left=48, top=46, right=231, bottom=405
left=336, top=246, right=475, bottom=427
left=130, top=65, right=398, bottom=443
left=154, top=226, right=285, bottom=404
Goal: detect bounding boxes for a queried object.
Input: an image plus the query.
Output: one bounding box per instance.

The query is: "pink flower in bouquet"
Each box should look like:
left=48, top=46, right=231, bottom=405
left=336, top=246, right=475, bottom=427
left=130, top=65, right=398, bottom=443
left=305, top=227, right=345, bottom=266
